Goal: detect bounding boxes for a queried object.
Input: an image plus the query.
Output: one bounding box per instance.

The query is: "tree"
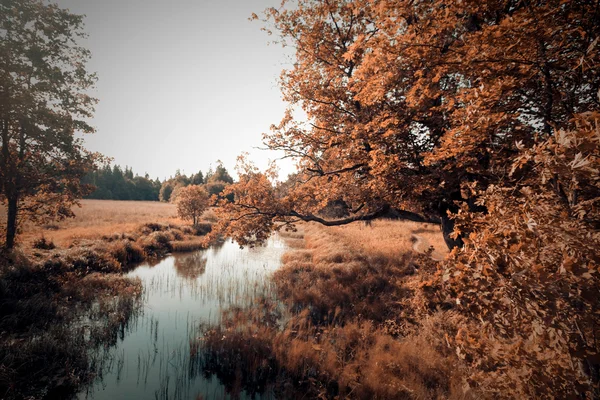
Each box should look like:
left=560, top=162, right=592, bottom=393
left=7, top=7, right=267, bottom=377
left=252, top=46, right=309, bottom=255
left=206, top=160, right=233, bottom=184
left=159, top=181, right=174, bottom=202
left=0, top=0, right=99, bottom=249
left=191, top=170, right=204, bottom=185
left=217, top=0, right=600, bottom=248
left=176, top=185, right=210, bottom=226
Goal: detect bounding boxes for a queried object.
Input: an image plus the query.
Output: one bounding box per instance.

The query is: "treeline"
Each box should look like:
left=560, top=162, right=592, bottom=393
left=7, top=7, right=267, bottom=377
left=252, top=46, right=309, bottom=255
left=83, top=162, right=234, bottom=202
left=159, top=162, right=233, bottom=203
left=82, top=165, right=161, bottom=201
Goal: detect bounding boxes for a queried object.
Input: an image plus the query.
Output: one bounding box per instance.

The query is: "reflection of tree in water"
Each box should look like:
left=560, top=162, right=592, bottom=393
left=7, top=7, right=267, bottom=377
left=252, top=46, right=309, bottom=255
left=173, top=252, right=208, bottom=279
left=209, top=239, right=226, bottom=253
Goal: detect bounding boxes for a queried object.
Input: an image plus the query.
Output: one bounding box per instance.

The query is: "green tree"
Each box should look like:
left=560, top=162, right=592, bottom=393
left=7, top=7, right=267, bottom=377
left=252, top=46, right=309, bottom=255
left=159, top=181, right=174, bottom=202
left=191, top=170, right=204, bottom=185
left=0, top=0, right=98, bottom=249
left=206, top=160, right=233, bottom=184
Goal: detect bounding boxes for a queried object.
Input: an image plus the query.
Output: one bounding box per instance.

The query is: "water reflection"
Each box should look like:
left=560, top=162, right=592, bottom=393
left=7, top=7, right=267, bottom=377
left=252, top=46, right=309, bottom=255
left=174, top=252, right=208, bottom=280
left=78, top=236, right=286, bottom=400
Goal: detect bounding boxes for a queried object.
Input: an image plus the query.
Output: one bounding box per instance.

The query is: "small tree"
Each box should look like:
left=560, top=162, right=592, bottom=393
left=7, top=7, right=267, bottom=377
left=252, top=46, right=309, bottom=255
left=176, top=185, right=209, bottom=226
left=1, top=0, right=99, bottom=249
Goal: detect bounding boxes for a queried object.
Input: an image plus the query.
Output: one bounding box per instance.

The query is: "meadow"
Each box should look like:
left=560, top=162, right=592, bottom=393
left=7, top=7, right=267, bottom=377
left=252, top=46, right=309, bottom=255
left=7, top=199, right=182, bottom=248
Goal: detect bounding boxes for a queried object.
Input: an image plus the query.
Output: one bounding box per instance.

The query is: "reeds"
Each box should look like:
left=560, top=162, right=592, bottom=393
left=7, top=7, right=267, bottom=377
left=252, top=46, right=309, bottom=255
left=196, top=222, right=470, bottom=399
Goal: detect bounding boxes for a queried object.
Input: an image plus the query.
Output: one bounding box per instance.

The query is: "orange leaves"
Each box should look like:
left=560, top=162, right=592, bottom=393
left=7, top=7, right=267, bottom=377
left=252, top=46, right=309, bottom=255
left=175, top=185, right=210, bottom=225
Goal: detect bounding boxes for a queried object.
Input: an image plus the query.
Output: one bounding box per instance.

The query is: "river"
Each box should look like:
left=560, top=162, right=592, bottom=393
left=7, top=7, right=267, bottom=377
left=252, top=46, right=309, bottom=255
left=77, top=236, right=287, bottom=400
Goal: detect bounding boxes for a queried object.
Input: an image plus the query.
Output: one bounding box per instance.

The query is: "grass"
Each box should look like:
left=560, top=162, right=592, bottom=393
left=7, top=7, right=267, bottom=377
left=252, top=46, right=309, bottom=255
left=7, top=199, right=183, bottom=249
left=325, top=220, right=448, bottom=261
left=0, top=251, right=143, bottom=399
left=196, top=221, right=470, bottom=399
left=0, top=200, right=219, bottom=269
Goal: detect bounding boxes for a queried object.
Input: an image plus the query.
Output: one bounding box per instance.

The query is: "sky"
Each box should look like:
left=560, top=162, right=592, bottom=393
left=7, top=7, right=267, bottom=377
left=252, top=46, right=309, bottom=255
left=55, top=0, right=297, bottom=181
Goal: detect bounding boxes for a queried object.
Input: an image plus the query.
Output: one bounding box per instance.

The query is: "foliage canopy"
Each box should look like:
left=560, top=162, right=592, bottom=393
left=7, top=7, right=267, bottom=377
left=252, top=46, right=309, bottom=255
left=176, top=185, right=210, bottom=226
left=213, top=1, right=600, bottom=395
left=218, top=0, right=600, bottom=248
left=0, top=0, right=99, bottom=248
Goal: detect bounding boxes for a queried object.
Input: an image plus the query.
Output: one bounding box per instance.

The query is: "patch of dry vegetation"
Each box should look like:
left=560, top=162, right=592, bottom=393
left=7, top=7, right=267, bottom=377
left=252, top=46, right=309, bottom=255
left=1, top=201, right=220, bottom=270
left=198, top=222, right=469, bottom=399
left=324, top=220, right=448, bottom=262
left=6, top=199, right=182, bottom=249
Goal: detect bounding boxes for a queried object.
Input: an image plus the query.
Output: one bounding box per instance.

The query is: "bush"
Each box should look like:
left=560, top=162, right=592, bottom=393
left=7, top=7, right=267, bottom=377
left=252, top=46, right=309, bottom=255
left=110, top=240, right=145, bottom=266
left=33, top=236, right=56, bottom=250
left=193, top=222, right=212, bottom=236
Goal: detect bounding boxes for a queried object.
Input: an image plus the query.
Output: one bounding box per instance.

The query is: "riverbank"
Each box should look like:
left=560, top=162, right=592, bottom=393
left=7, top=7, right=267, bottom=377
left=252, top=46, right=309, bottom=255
left=0, top=201, right=218, bottom=399
left=198, top=221, right=465, bottom=399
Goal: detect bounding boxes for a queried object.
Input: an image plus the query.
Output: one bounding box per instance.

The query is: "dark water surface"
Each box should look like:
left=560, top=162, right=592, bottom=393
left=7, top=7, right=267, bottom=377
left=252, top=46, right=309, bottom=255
left=78, top=236, right=286, bottom=400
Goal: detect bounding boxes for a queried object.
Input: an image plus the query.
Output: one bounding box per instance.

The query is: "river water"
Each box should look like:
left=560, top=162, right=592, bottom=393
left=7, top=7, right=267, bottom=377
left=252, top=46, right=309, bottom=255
left=78, top=236, right=287, bottom=400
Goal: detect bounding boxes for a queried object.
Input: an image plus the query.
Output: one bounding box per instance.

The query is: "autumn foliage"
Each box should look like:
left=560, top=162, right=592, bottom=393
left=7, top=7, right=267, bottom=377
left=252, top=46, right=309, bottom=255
left=209, top=0, right=600, bottom=397
left=218, top=0, right=599, bottom=245
left=176, top=185, right=210, bottom=226
left=434, top=112, right=600, bottom=397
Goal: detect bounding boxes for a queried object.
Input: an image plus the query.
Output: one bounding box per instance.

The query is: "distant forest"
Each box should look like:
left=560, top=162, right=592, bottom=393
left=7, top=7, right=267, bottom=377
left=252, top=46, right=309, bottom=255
left=82, top=163, right=233, bottom=202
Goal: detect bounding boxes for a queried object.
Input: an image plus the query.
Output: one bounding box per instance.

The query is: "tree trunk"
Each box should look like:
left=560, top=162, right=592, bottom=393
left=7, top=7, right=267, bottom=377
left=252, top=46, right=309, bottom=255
left=5, top=194, right=18, bottom=249
left=441, top=214, right=463, bottom=250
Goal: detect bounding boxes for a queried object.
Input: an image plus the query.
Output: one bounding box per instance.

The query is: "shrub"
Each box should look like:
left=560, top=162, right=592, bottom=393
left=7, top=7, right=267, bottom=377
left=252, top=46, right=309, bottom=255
left=193, top=222, right=212, bottom=236
left=33, top=236, right=56, bottom=250
left=201, top=208, right=218, bottom=223
left=110, top=240, right=145, bottom=266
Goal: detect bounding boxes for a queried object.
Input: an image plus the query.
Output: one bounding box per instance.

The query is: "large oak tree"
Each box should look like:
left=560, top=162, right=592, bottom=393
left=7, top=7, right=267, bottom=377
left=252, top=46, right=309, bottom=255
left=217, top=0, right=600, bottom=248
left=0, top=0, right=98, bottom=249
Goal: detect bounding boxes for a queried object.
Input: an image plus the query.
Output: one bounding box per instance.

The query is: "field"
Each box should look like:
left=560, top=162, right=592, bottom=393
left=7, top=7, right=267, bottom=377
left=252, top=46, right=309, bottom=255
left=3, top=199, right=447, bottom=260
left=6, top=199, right=184, bottom=249
left=324, top=219, right=448, bottom=261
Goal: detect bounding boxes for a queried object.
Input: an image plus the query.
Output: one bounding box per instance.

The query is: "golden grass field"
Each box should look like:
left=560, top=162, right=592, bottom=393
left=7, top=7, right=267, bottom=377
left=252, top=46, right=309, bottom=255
left=4, top=199, right=447, bottom=259
left=325, top=219, right=448, bottom=261
left=13, top=199, right=185, bottom=248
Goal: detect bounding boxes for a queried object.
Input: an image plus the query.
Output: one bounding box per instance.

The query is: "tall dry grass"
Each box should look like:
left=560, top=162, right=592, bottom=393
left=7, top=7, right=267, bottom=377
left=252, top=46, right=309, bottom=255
left=0, top=251, right=143, bottom=399
left=324, top=220, right=448, bottom=262
left=8, top=199, right=183, bottom=248
left=197, top=221, right=471, bottom=399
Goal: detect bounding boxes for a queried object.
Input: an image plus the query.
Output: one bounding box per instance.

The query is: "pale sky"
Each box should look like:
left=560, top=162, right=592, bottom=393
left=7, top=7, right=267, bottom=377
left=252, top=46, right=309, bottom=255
left=55, top=0, right=297, bottom=181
